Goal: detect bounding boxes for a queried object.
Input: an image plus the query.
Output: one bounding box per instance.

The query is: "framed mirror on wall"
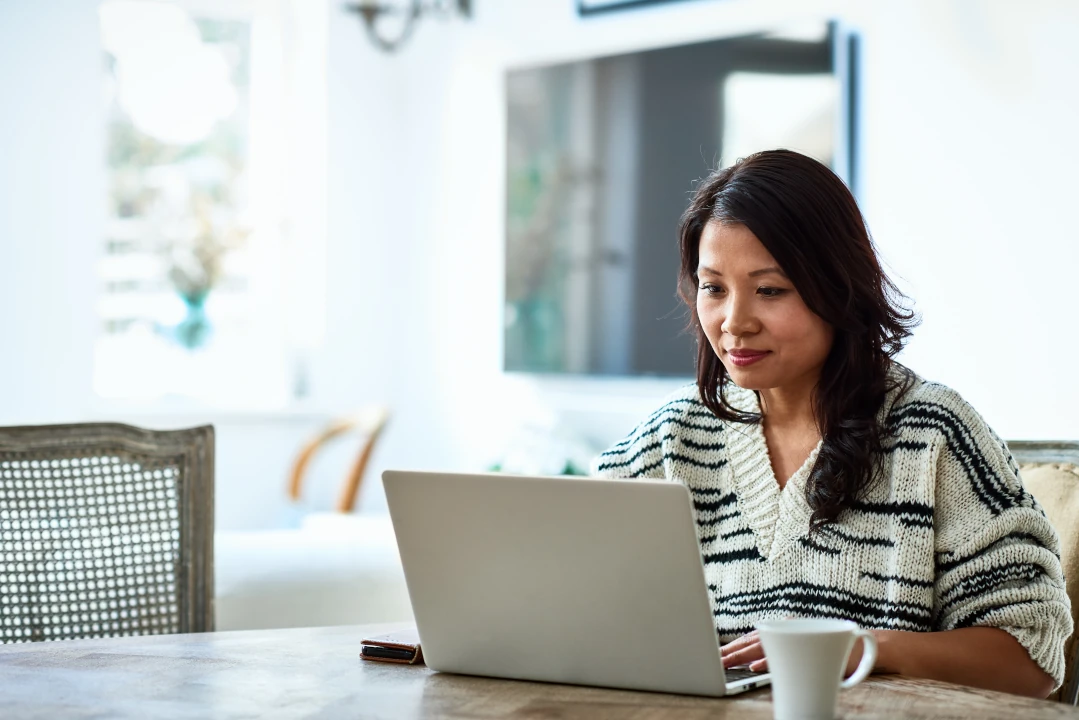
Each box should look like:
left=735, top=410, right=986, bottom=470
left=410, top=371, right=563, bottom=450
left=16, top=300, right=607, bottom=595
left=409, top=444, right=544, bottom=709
left=577, top=0, right=701, bottom=17
left=503, top=21, right=860, bottom=378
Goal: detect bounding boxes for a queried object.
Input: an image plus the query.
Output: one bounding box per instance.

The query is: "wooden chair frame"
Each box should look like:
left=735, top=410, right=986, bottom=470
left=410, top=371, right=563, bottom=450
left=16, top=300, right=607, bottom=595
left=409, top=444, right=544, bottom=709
left=287, top=406, right=389, bottom=513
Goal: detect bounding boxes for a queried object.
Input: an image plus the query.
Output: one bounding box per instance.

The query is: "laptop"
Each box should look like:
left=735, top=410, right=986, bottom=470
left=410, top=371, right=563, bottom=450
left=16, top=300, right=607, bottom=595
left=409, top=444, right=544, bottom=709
left=382, top=470, right=771, bottom=697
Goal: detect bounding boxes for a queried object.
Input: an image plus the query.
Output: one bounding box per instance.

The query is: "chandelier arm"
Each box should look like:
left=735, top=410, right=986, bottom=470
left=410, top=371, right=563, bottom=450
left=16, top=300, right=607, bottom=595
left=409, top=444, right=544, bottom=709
left=363, top=0, right=423, bottom=53
left=350, top=0, right=467, bottom=53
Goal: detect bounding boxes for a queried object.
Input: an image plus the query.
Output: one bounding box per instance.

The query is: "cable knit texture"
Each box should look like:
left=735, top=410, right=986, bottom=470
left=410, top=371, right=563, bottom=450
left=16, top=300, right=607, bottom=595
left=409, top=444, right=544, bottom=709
left=591, top=367, right=1073, bottom=688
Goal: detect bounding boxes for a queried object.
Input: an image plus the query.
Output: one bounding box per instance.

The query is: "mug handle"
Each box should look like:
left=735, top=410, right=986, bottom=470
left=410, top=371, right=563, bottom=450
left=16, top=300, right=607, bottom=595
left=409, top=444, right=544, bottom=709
left=840, top=629, right=877, bottom=689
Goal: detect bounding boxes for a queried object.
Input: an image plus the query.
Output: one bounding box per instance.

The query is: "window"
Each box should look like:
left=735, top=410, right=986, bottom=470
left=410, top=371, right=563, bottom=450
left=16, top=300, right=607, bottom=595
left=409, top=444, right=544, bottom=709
left=95, top=0, right=325, bottom=410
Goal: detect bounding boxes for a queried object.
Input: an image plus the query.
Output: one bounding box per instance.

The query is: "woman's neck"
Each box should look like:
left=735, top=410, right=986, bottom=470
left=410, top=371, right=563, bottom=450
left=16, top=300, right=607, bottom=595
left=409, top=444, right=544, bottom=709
left=757, top=379, right=822, bottom=488
left=757, top=378, right=818, bottom=431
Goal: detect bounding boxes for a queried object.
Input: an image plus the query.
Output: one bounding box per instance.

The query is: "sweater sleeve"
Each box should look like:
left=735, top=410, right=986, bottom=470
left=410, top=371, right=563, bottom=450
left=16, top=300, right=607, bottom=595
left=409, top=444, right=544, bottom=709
left=927, top=389, right=1073, bottom=688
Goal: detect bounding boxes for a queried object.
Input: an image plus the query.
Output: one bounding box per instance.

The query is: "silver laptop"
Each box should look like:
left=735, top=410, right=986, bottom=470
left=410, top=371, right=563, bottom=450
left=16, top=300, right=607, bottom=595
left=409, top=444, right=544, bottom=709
left=382, top=470, right=771, bottom=696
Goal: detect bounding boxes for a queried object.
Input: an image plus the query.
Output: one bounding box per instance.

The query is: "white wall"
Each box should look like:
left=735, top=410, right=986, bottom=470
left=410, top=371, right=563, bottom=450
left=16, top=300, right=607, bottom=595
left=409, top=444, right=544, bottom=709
left=382, top=0, right=1079, bottom=471
left=2, top=0, right=1077, bottom=530
left=0, top=0, right=101, bottom=423
left=859, top=2, right=1079, bottom=438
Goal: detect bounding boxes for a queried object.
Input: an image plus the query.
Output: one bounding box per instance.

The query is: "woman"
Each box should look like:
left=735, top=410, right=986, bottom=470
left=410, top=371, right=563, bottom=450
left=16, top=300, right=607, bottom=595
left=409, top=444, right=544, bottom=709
left=591, top=150, right=1071, bottom=697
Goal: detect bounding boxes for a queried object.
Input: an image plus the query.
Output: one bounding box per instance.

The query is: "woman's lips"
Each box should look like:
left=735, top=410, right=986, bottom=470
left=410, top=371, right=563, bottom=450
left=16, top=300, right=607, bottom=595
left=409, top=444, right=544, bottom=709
left=727, top=350, right=770, bottom=367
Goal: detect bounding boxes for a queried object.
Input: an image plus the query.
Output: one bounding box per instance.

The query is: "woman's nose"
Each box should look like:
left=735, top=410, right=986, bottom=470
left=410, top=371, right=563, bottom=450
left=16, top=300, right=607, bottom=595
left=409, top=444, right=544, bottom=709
left=721, top=295, right=758, bottom=336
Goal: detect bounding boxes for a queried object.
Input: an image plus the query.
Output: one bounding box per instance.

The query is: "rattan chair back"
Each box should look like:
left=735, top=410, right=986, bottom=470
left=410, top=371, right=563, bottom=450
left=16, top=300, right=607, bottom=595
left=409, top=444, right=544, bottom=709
left=0, top=423, right=214, bottom=643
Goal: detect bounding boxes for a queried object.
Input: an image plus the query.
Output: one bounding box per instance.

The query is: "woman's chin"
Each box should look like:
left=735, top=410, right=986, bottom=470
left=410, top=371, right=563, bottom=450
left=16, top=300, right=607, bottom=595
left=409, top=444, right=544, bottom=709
left=721, top=364, right=776, bottom=391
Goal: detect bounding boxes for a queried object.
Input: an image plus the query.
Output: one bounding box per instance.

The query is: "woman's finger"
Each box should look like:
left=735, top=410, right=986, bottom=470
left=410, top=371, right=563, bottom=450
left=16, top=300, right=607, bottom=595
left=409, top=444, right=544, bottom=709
left=719, top=630, right=759, bottom=654
left=721, top=639, right=766, bottom=668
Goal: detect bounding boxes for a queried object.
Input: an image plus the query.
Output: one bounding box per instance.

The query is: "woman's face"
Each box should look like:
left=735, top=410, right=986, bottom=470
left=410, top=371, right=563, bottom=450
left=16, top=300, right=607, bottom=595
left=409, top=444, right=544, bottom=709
left=696, top=221, right=834, bottom=395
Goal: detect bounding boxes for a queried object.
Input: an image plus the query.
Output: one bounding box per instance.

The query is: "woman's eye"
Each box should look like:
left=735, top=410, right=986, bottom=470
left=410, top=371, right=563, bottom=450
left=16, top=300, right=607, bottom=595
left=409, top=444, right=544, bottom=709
left=758, top=287, right=788, bottom=298
left=699, top=284, right=724, bottom=295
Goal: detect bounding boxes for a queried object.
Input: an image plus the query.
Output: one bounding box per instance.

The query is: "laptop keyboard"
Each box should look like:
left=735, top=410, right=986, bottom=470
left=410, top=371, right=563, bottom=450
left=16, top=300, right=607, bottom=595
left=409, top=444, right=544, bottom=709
left=725, top=667, right=765, bottom=682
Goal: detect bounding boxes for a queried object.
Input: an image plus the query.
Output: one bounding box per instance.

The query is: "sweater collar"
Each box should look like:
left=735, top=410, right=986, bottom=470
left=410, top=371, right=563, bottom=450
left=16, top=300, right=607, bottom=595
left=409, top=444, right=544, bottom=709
left=723, top=384, right=818, bottom=560
left=720, top=363, right=915, bottom=559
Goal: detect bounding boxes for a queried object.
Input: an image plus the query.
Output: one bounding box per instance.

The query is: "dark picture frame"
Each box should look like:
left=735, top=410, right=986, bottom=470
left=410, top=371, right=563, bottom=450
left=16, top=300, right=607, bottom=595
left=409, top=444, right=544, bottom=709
left=503, top=20, right=861, bottom=377
left=577, top=0, right=700, bottom=17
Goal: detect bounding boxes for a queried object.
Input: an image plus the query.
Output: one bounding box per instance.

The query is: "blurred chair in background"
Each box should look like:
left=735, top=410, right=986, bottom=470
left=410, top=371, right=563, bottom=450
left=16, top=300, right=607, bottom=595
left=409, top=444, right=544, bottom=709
left=0, top=423, right=214, bottom=643
left=214, top=405, right=412, bottom=631
left=1012, top=441, right=1079, bottom=705
left=286, top=405, right=390, bottom=514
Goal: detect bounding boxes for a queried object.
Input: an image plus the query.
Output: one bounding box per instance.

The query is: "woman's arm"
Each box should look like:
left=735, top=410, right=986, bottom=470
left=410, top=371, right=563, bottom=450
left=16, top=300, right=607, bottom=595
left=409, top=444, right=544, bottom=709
left=874, top=627, right=1055, bottom=698
left=721, top=626, right=1056, bottom=698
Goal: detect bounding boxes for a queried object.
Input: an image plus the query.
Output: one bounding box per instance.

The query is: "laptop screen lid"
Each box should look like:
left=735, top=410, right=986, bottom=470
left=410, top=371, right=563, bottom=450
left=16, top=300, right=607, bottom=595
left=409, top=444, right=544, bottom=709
left=383, top=470, right=754, bottom=696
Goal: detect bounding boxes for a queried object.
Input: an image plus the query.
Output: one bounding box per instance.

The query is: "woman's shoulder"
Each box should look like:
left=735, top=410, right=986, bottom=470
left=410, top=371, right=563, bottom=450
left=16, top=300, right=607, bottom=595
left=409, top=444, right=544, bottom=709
left=591, top=384, right=701, bottom=478
left=885, top=364, right=988, bottom=426
left=606, top=382, right=726, bottom=448
left=639, top=382, right=724, bottom=432
left=884, top=364, right=1018, bottom=479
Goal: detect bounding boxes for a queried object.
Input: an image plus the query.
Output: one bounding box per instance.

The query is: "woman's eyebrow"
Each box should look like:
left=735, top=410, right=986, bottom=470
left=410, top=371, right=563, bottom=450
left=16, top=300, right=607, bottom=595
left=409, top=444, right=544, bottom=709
left=748, top=266, right=787, bottom=278
left=697, top=266, right=787, bottom=278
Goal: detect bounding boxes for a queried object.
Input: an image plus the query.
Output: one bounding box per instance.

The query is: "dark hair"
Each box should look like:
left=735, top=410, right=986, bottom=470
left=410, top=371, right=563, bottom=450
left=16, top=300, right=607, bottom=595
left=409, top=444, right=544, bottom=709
left=677, top=149, right=918, bottom=530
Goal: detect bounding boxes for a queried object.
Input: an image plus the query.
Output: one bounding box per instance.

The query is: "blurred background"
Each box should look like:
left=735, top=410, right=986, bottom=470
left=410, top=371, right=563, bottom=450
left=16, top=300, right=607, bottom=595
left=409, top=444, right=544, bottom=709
left=1, top=0, right=1077, bottom=629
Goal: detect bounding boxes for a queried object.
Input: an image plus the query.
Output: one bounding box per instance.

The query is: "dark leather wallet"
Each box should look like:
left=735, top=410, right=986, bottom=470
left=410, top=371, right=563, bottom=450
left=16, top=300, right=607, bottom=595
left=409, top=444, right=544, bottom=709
left=360, top=628, right=424, bottom=665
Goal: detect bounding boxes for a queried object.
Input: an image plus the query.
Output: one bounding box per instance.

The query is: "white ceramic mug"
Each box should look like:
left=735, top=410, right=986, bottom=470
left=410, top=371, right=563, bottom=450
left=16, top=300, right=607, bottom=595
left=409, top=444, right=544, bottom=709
left=756, top=618, right=877, bottom=720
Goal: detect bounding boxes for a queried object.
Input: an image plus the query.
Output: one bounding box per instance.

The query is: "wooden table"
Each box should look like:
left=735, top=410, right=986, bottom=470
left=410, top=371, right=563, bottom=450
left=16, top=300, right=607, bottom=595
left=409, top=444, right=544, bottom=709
left=1, top=625, right=1076, bottom=719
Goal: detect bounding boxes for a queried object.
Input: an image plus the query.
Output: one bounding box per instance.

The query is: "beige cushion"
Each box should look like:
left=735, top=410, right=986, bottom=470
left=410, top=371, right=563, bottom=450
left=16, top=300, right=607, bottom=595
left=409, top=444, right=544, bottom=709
left=1020, top=462, right=1079, bottom=699
left=214, top=515, right=413, bottom=631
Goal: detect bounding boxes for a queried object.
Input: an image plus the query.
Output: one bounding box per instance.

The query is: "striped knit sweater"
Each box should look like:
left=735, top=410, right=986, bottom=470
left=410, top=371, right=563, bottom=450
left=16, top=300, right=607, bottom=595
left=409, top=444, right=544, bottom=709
left=591, top=367, right=1073, bottom=687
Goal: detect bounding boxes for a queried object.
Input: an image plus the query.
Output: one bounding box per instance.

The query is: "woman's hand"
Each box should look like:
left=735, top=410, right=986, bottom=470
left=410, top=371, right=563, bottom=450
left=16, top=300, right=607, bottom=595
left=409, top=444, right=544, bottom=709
left=720, top=630, right=869, bottom=675
left=720, top=630, right=768, bottom=672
